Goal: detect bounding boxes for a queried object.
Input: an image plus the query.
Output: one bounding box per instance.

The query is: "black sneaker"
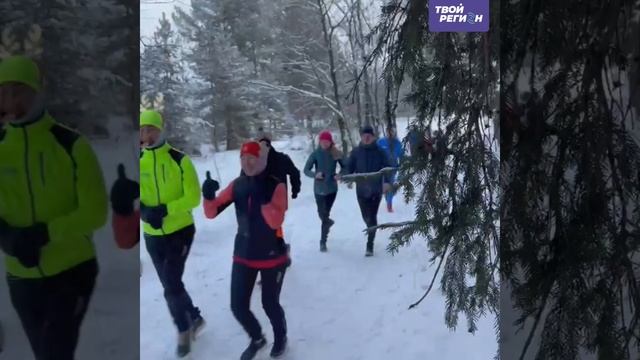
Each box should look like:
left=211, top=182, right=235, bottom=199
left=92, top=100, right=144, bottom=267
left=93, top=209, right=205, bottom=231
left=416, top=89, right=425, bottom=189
left=365, top=243, right=374, bottom=257
left=270, top=336, right=287, bottom=358
left=320, top=242, right=327, bottom=252
left=240, top=336, right=267, bottom=360
left=176, top=331, right=191, bottom=358
left=285, top=243, right=292, bottom=267
left=191, top=315, right=206, bottom=340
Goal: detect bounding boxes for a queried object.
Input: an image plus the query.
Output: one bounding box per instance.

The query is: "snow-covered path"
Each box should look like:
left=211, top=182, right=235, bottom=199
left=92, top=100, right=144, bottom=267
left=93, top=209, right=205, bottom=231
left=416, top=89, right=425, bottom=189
left=140, top=134, right=497, bottom=359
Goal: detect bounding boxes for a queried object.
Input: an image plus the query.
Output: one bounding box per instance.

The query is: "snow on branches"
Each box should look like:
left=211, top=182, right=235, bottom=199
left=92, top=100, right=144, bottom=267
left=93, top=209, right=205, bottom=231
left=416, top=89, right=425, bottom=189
left=140, top=93, right=165, bottom=112
left=0, top=24, right=43, bottom=59
left=339, top=166, right=397, bottom=183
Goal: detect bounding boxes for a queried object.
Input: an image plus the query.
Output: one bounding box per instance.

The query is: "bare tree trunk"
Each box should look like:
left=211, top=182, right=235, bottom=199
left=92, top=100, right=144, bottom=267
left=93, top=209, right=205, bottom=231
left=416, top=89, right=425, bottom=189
left=384, top=74, right=395, bottom=131
left=373, top=58, right=381, bottom=125
left=224, top=104, right=239, bottom=150
left=355, top=0, right=375, bottom=126
left=355, top=75, right=363, bottom=129
left=372, top=72, right=381, bottom=131
left=212, top=124, right=220, bottom=152
left=306, top=115, right=316, bottom=150
left=251, top=41, right=259, bottom=77
left=317, top=0, right=349, bottom=153
left=347, top=15, right=363, bottom=129
left=127, top=1, right=139, bottom=129
left=391, top=74, right=401, bottom=129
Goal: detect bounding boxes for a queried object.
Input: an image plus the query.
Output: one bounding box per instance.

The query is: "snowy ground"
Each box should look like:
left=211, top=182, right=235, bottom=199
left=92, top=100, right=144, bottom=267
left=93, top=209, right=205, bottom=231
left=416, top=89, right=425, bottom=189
left=140, top=121, right=497, bottom=360
left=0, top=134, right=140, bottom=360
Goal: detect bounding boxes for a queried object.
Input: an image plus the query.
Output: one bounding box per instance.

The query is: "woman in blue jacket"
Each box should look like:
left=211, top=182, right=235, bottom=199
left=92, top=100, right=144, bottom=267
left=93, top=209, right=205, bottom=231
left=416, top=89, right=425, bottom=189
left=377, top=126, right=404, bottom=212
left=303, top=131, right=346, bottom=252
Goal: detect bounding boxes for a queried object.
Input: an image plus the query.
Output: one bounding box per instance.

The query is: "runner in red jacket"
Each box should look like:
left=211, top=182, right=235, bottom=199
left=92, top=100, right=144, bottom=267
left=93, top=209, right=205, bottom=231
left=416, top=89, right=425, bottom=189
left=203, top=141, right=289, bottom=360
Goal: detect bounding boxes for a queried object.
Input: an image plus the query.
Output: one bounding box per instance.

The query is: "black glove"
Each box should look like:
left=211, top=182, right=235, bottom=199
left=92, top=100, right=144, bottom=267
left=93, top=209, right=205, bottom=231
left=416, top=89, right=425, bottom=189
left=110, top=164, right=139, bottom=216
left=202, top=171, right=220, bottom=201
left=140, top=203, right=167, bottom=230
left=0, top=220, right=49, bottom=268
left=291, top=191, right=298, bottom=199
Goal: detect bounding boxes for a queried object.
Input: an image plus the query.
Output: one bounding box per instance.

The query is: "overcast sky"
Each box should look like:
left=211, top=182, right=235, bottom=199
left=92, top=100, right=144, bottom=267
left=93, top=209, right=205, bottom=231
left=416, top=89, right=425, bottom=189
left=140, top=0, right=190, bottom=38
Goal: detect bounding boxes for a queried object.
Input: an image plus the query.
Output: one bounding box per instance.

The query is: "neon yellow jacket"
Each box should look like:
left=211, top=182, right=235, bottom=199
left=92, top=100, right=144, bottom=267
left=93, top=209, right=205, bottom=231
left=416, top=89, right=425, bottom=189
left=140, top=142, right=200, bottom=235
left=0, top=113, right=108, bottom=278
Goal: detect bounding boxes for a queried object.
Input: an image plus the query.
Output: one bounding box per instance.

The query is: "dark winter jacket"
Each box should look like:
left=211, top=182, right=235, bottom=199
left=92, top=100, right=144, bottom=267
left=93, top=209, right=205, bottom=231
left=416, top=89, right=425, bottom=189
left=303, top=147, right=346, bottom=195
left=345, top=142, right=393, bottom=198
left=241, top=148, right=301, bottom=198
left=204, top=172, right=289, bottom=269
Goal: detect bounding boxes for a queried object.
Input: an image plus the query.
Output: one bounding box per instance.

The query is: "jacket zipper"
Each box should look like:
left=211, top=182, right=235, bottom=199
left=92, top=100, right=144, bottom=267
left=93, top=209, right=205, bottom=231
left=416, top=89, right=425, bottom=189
left=23, top=128, right=45, bottom=276
left=152, top=150, right=164, bottom=233
left=39, top=152, right=45, bottom=186
left=152, top=151, right=162, bottom=204
left=23, top=128, right=36, bottom=222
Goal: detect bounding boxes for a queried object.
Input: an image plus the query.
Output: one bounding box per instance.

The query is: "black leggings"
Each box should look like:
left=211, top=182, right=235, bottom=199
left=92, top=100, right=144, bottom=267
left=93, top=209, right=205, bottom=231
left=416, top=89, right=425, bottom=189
left=231, top=263, right=287, bottom=341
left=145, top=225, right=201, bottom=332
left=315, top=192, right=337, bottom=241
left=8, top=259, right=97, bottom=360
left=357, top=194, right=382, bottom=244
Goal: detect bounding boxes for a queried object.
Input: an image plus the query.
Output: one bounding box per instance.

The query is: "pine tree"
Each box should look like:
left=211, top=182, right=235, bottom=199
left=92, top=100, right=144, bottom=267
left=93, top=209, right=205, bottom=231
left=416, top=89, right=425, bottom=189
left=0, top=0, right=136, bottom=136
left=501, top=1, right=640, bottom=359
left=364, top=0, right=500, bottom=342
left=276, top=0, right=334, bottom=136
left=140, top=12, right=191, bottom=151
left=174, top=0, right=258, bottom=150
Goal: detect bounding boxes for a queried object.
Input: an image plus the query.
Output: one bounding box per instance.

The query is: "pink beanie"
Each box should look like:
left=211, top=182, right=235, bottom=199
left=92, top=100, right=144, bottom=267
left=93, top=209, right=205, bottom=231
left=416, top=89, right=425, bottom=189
left=319, top=131, right=333, bottom=143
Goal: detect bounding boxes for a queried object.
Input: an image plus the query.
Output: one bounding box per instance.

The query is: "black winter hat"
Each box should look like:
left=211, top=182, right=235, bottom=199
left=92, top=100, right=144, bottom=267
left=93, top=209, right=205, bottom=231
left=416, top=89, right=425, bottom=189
left=360, top=125, right=374, bottom=135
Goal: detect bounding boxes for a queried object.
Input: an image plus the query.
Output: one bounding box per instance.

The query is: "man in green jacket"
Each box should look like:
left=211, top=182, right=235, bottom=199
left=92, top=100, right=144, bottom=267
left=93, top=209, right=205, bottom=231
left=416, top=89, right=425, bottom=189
left=139, top=109, right=204, bottom=358
left=0, top=56, right=108, bottom=360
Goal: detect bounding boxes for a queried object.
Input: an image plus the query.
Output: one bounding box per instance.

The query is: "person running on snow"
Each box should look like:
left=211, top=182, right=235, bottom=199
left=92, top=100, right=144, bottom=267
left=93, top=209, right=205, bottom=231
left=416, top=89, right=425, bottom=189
left=376, top=125, right=405, bottom=212
left=203, top=141, right=290, bottom=360
left=254, top=129, right=302, bottom=201
left=0, top=56, right=108, bottom=360
left=139, top=109, right=204, bottom=358
left=343, top=125, right=393, bottom=256
left=244, top=130, right=301, bottom=264
left=303, top=130, right=346, bottom=252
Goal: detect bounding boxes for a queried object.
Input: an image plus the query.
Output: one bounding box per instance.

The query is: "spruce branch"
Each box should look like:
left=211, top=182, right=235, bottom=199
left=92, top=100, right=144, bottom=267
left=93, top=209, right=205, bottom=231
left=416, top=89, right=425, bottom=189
left=408, top=239, right=450, bottom=310
left=519, top=283, right=554, bottom=360
left=362, top=220, right=416, bottom=233
left=339, top=166, right=398, bottom=182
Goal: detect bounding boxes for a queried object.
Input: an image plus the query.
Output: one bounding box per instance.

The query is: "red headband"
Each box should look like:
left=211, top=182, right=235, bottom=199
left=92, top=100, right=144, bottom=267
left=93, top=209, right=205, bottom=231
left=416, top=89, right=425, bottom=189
left=240, top=141, right=261, bottom=158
